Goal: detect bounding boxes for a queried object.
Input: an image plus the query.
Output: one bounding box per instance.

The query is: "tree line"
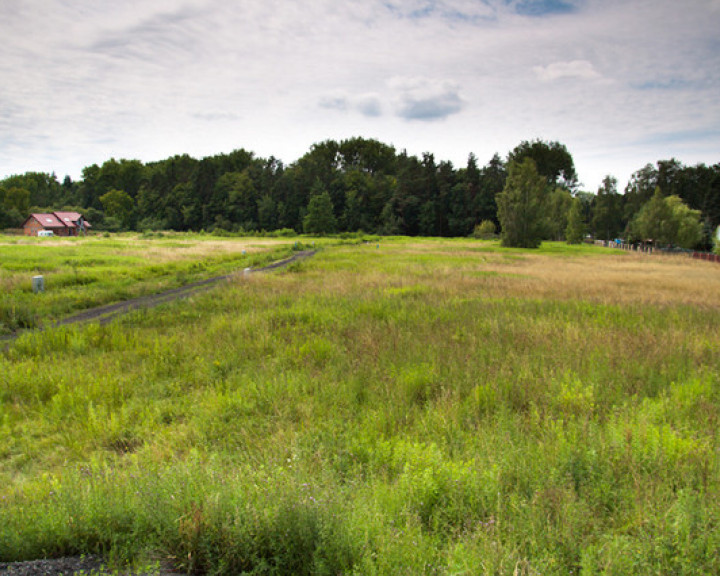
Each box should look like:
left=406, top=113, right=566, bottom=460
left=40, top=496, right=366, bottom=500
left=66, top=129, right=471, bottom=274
left=1, top=137, right=718, bottom=249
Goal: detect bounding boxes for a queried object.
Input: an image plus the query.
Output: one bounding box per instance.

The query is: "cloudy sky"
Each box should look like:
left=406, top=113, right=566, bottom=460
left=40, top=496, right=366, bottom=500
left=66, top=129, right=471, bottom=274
left=2, top=0, right=719, bottom=191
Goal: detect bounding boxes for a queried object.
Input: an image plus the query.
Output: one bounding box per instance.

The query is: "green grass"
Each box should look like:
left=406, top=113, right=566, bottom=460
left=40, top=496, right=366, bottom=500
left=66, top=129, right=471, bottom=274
left=0, top=233, right=313, bottom=335
left=1, top=239, right=718, bottom=574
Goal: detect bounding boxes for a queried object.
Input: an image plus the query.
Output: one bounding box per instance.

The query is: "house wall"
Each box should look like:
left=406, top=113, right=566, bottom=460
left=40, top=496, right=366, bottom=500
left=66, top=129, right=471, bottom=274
left=23, top=218, right=68, bottom=236
left=23, top=219, right=44, bottom=236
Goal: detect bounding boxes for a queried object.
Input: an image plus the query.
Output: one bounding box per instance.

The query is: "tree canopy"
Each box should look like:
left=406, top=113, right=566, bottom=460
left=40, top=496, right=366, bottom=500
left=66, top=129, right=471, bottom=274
left=630, top=189, right=703, bottom=248
left=1, top=138, right=718, bottom=250
left=497, top=158, right=549, bottom=249
left=507, top=140, right=577, bottom=190
left=303, top=183, right=337, bottom=235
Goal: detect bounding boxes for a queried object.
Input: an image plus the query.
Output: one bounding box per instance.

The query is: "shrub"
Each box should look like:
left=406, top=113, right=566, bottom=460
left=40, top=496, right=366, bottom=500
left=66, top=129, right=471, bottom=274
left=473, top=220, right=496, bottom=239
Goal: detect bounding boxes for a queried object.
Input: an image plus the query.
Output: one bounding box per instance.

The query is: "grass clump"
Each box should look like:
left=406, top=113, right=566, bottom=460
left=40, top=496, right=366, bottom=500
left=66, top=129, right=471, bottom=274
left=1, top=239, right=719, bottom=574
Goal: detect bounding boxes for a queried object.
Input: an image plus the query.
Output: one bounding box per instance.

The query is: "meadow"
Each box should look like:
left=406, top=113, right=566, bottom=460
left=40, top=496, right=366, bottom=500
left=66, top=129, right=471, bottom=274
left=1, top=236, right=719, bottom=575
left=0, top=233, right=302, bottom=335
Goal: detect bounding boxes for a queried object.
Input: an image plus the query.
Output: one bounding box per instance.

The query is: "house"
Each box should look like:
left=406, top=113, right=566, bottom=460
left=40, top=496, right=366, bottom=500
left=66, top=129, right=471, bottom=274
left=22, top=212, right=91, bottom=237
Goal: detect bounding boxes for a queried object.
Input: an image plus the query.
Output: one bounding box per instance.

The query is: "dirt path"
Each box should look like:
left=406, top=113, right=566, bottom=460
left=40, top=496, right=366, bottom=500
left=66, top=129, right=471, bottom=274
left=1, top=250, right=315, bottom=346
left=0, top=556, right=178, bottom=575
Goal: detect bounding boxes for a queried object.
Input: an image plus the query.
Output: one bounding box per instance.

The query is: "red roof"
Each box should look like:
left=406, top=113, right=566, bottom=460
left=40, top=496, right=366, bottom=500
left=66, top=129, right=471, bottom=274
left=53, top=212, right=83, bottom=228
left=24, top=212, right=92, bottom=230
left=28, top=213, right=65, bottom=228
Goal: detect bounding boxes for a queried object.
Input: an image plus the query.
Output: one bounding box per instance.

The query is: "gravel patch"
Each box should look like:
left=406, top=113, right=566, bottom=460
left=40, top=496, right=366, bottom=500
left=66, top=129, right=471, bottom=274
left=0, top=556, right=179, bottom=576
left=0, top=556, right=108, bottom=575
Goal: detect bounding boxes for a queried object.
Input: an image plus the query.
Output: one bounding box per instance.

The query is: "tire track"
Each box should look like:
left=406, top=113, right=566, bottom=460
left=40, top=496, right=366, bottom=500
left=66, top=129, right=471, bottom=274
left=1, top=250, right=315, bottom=345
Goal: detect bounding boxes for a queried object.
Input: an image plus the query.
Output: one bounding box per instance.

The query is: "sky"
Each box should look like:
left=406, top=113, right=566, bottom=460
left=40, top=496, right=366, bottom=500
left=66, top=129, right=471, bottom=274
left=1, top=0, right=719, bottom=192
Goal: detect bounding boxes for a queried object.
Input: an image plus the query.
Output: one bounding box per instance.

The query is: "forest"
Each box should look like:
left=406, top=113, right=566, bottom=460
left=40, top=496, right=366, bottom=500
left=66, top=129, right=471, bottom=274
left=1, top=137, right=719, bottom=248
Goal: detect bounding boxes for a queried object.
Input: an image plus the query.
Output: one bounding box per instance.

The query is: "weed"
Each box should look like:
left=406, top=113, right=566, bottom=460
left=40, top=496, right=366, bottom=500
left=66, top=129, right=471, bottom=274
left=1, top=239, right=718, bottom=574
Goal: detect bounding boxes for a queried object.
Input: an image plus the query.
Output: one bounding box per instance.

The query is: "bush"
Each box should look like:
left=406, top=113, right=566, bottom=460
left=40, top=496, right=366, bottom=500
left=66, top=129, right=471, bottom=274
left=268, top=228, right=298, bottom=238
left=473, top=220, right=496, bottom=239
left=137, top=217, right=168, bottom=232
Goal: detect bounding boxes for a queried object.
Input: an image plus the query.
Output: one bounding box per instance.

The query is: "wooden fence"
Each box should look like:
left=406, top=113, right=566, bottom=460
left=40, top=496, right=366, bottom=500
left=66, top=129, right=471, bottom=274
left=594, top=240, right=720, bottom=263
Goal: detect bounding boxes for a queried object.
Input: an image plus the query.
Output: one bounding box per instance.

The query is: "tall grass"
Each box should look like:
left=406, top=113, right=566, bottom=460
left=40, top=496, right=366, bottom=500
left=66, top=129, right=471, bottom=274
left=1, top=240, right=718, bottom=574
left=0, top=233, right=303, bottom=334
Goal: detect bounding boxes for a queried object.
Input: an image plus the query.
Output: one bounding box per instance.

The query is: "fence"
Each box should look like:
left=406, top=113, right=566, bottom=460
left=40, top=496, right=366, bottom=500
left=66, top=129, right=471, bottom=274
left=594, top=240, right=720, bottom=263
left=691, top=251, right=720, bottom=263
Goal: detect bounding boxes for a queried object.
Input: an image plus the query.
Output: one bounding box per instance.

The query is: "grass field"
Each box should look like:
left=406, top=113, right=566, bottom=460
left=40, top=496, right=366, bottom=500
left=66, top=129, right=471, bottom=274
left=0, top=233, right=307, bottom=335
left=1, top=237, right=719, bottom=575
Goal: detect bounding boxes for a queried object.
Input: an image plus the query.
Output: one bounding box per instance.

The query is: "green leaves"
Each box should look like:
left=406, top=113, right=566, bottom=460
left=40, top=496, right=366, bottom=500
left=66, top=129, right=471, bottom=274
left=630, top=189, right=703, bottom=248
left=303, top=183, right=337, bottom=235
left=565, top=198, right=586, bottom=244
left=497, top=158, right=548, bottom=248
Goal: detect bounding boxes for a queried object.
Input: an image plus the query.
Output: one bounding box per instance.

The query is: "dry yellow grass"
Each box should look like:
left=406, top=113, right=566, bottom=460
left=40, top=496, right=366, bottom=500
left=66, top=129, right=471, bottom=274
left=119, top=238, right=288, bottom=262
left=0, top=234, right=288, bottom=260
left=306, top=241, right=720, bottom=310
left=483, top=252, right=720, bottom=308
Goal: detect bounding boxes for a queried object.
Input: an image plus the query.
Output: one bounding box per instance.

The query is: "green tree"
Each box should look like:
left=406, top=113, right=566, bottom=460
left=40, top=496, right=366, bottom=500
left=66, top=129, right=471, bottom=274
left=3, top=187, right=31, bottom=215
left=592, top=176, right=623, bottom=241
left=0, top=187, right=8, bottom=228
left=565, top=198, right=586, bottom=244
left=629, top=188, right=672, bottom=243
left=507, top=140, right=577, bottom=190
left=497, top=158, right=548, bottom=249
left=342, top=189, right=362, bottom=232
left=379, top=200, right=401, bottom=235
left=624, top=164, right=658, bottom=222
left=0, top=173, right=65, bottom=207
left=666, top=195, right=703, bottom=249
left=630, top=189, right=703, bottom=248
left=546, top=187, right=573, bottom=240
left=477, top=153, right=505, bottom=224
left=100, top=189, right=135, bottom=229
left=257, top=194, right=277, bottom=231
left=303, top=183, right=337, bottom=235
left=216, top=171, right=258, bottom=230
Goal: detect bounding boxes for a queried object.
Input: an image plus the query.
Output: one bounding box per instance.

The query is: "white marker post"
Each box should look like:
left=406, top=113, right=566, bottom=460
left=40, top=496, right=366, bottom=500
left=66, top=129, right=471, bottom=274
left=32, top=276, right=45, bottom=293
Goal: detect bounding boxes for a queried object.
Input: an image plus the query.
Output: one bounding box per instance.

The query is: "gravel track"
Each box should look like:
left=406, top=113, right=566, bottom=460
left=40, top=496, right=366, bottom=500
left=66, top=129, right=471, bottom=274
left=0, top=556, right=177, bottom=576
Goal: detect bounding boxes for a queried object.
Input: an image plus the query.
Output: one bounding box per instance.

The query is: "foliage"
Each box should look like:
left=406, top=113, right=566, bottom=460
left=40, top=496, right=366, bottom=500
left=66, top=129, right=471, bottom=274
left=630, top=189, right=703, bottom=248
left=2, top=141, right=719, bottom=248
left=666, top=195, right=704, bottom=249
left=99, top=189, right=134, bottom=229
left=497, top=158, right=549, bottom=248
left=303, top=185, right=337, bottom=235
left=624, top=160, right=720, bottom=238
left=473, top=219, right=496, bottom=238
left=565, top=197, right=586, bottom=244
left=592, top=176, right=623, bottom=241
left=507, top=139, right=578, bottom=189
left=1, top=187, right=31, bottom=227
left=546, top=187, right=573, bottom=240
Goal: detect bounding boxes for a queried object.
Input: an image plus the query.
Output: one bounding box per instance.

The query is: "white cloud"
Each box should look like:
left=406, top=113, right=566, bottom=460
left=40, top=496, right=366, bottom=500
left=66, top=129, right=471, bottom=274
left=0, top=0, right=718, bottom=191
left=389, top=77, right=465, bottom=121
left=356, top=94, right=384, bottom=117
left=319, top=92, right=383, bottom=117
left=534, top=60, right=602, bottom=82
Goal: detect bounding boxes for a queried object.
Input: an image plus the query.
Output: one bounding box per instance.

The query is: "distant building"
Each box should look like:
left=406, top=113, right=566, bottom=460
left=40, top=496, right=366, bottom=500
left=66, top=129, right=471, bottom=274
left=22, top=212, right=91, bottom=237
